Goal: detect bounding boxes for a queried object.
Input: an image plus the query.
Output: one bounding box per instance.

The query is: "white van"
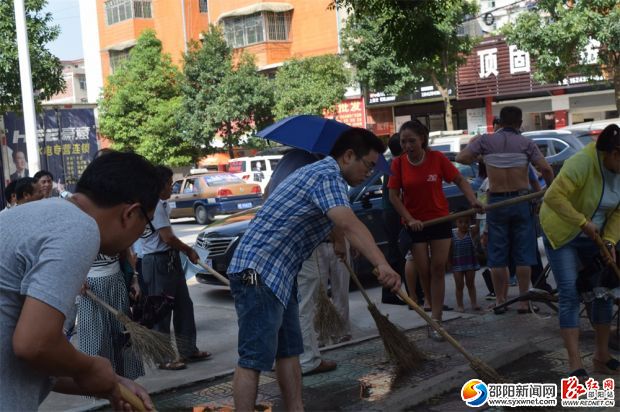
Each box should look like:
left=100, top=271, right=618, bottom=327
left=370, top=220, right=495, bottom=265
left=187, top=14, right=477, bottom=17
left=428, top=131, right=474, bottom=153
left=227, top=155, right=283, bottom=190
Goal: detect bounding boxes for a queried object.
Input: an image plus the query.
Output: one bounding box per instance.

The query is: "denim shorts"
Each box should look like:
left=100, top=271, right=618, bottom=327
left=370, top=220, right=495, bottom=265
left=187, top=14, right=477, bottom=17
left=543, top=235, right=613, bottom=329
left=229, top=269, right=304, bottom=371
left=486, top=193, right=537, bottom=268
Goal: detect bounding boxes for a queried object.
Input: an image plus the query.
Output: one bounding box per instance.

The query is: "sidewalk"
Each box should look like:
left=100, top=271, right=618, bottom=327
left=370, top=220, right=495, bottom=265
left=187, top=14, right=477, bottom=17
left=93, top=308, right=618, bottom=411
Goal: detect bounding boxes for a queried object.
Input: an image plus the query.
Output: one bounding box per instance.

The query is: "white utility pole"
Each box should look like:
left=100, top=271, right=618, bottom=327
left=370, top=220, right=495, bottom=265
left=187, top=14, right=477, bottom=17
left=14, top=0, right=41, bottom=174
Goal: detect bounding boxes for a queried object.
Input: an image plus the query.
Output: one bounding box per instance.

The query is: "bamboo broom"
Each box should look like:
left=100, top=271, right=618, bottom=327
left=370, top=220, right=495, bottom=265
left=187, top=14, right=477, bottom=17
left=84, top=290, right=176, bottom=366
left=196, top=259, right=230, bottom=286
left=344, top=261, right=425, bottom=373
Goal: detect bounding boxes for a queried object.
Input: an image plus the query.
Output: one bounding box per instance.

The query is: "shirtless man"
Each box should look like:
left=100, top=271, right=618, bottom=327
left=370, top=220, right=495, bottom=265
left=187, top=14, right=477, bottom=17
left=456, top=106, right=554, bottom=312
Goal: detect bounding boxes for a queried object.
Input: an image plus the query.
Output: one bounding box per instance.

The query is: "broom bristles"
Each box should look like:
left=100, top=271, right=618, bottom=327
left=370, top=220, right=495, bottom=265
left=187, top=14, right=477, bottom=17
left=368, top=304, right=425, bottom=373
left=470, top=357, right=503, bottom=383
left=117, top=312, right=177, bottom=366
left=314, top=282, right=345, bottom=343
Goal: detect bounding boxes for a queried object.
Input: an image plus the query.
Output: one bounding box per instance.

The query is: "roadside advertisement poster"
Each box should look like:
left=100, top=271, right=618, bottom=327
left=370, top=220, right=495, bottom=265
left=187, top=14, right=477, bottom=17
left=1, top=108, right=98, bottom=194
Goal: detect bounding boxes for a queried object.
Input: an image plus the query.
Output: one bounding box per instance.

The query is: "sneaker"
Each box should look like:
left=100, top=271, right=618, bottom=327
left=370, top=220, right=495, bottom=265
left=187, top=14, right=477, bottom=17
left=485, top=293, right=496, bottom=301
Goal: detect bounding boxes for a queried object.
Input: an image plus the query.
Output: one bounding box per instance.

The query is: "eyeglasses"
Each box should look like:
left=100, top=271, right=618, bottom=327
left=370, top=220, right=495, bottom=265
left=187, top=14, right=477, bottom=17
left=138, top=205, right=156, bottom=238
left=360, top=158, right=376, bottom=174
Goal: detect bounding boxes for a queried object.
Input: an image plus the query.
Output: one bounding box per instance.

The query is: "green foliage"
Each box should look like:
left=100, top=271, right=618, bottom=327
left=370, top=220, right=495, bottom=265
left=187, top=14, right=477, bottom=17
left=0, top=0, right=65, bottom=112
left=503, top=0, right=620, bottom=111
left=272, top=54, right=349, bottom=120
left=98, top=30, right=198, bottom=166
left=335, top=0, right=479, bottom=129
left=180, top=25, right=274, bottom=158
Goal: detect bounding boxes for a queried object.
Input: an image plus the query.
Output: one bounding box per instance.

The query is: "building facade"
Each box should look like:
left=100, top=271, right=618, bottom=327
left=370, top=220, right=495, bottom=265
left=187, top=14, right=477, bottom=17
left=43, top=59, right=89, bottom=105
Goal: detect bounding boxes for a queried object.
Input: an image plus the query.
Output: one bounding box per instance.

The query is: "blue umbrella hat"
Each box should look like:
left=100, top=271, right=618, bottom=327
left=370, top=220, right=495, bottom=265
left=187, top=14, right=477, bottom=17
left=257, top=115, right=389, bottom=173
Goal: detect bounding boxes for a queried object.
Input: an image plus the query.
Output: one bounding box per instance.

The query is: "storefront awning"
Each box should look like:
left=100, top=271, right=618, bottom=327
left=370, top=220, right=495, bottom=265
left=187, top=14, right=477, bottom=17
left=216, top=2, right=293, bottom=22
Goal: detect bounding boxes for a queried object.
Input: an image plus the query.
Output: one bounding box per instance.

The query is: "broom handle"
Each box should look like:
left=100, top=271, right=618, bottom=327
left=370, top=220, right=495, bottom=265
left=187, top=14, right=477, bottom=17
left=422, top=190, right=546, bottom=228
left=342, top=261, right=375, bottom=307
left=593, top=233, right=620, bottom=280
left=196, top=259, right=230, bottom=286
left=85, top=290, right=120, bottom=317
left=370, top=269, right=479, bottom=365
left=118, top=383, right=148, bottom=412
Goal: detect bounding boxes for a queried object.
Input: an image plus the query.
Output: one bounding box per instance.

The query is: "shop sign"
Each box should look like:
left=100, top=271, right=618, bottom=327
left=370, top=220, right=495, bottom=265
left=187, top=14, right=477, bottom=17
left=367, top=82, right=454, bottom=106
left=458, top=36, right=608, bottom=99
left=326, top=97, right=366, bottom=128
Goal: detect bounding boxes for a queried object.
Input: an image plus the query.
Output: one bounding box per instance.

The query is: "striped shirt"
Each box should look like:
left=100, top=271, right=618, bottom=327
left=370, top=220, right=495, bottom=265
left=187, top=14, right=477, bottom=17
left=228, top=156, right=350, bottom=306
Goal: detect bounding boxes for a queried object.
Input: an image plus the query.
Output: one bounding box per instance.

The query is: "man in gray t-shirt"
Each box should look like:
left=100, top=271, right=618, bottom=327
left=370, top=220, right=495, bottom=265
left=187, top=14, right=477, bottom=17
left=0, top=152, right=160, bottom=411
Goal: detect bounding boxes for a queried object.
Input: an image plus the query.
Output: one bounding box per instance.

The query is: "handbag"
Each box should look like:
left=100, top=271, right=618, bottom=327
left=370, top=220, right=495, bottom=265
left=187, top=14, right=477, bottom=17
left=129, top=294, right=175, bottom=329
left=576, top=254, right=620, bottom=302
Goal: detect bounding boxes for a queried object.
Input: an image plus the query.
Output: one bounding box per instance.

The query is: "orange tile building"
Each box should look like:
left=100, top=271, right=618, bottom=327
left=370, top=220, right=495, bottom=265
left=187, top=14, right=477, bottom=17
left=96, top=0, right=341, bottom=80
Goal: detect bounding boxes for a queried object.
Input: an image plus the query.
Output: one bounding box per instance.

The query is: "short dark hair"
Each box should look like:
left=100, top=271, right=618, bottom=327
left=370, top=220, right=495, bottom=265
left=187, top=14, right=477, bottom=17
left=399, top=120, right=430, bottom=149
left=33, top=170, right=54, bottom=182
left=499, top=106, right=522, bottom=128
left=388, top=133, right=402, bottom=156
left=596, top=124, right=620, bottom=153
left=4, top=180, right=17, bottom=201
left=15, top=177, right=37, bottom=201
left=155, top=165, right=173, bottom=185
left=492, top=116, right=501, bottom=127
left=75, top=151, right=161, bottom=211
left=329, top=128, right=386, bottom=159
left=11, top=150, right=25, bottom=161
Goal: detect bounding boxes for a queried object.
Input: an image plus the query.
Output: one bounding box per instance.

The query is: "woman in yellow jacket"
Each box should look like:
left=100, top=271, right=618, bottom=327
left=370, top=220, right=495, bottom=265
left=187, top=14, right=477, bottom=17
left=540, top=124, right=620, bottom=381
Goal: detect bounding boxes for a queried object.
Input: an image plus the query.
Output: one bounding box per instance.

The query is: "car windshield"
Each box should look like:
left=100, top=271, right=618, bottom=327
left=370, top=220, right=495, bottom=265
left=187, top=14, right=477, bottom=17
left=228, top=161, right=246, bottom=173
left=202, top=174, right=245, bottom=186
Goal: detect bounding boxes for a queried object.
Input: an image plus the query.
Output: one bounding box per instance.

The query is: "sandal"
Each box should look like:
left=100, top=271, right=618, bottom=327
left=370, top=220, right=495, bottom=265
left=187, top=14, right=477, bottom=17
left=517, top=305, right=540, bottom=314
left=593, top=358, right=620, bottom=375
left=158, top=360, right=186, bottom=370
left=569, top=368, right=589, bottom=384
left=493, top=306, right=507, bottom=315
left=182, top=350, right=212, bottom=363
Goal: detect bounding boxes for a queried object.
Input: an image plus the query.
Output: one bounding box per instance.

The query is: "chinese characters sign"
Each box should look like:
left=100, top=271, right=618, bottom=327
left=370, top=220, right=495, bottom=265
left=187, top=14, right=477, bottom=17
left=325, top=97, right=366, bottom=128
left=2, top=108, right=98, bottom=191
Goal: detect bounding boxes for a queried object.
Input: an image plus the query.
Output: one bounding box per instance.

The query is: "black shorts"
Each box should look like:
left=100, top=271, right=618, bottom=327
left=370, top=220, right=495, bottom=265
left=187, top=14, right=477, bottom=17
left=407, top=221, right=453, bottom=244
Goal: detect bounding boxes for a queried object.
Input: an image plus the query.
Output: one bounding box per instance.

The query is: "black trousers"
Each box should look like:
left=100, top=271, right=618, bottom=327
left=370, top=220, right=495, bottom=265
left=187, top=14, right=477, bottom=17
left=142, top=250, right=198, bottom=357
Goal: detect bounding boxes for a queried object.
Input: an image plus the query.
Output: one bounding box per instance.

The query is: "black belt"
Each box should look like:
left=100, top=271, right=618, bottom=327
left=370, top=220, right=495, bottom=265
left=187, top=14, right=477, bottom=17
left=489, top=189, right=530, bottom=197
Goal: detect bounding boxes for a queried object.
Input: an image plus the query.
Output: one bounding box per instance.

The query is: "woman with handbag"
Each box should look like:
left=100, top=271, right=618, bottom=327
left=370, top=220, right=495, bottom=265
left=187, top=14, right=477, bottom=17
left=540, top=124, right=620, bottom=381
left=388, top=120, right=482, bottom=341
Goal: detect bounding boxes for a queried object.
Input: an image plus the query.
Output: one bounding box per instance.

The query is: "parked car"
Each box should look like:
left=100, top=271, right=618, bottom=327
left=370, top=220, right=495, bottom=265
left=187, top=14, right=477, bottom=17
left=169, top=172, right=263, bottom=225
left=185, top=158, right=481, bottom=286
left=227, top=155, right=283, bottom=190
left=522, top=129, right=599, bottom=175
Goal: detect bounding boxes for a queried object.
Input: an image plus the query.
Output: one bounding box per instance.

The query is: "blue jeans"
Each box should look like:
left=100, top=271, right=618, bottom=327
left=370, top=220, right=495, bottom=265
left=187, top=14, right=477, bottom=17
left=486, top=194, right=537, bottom=268
left=543, top=235, right=614, bottom=329
left=229, top=270, right=304, bottom=371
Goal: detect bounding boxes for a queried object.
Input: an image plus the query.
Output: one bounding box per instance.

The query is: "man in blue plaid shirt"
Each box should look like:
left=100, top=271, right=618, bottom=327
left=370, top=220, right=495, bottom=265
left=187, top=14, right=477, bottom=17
left=228, top=128, right=401, bottom=411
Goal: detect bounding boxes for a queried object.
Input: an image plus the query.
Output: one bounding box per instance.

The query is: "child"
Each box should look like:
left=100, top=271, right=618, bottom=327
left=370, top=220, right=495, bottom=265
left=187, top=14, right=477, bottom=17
left=451, top=214, right=481, bottom=312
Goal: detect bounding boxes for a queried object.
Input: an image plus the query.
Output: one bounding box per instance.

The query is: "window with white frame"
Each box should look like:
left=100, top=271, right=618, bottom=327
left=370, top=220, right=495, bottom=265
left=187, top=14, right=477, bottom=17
left=221, top=11, right=291, bottom=48
left=199, top=0, right=208, bottom=13
left=78, top=75, right=87, bottom=90
left=105, top=0, right=152, bottom=25
left=109, top=48, right=132, bottom=73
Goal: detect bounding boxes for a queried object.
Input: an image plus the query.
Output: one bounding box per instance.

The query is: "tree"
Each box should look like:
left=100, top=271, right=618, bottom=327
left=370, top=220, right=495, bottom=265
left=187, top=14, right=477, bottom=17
left=503, top=0, right=620, bottom=113
left=98, top=30, right=198, bottom=166
left=0, top=0, right=64, bottom=112
left=272, top=54, right=349, bottom=120
left=335, top=0, right=479, bottom=130
left=180, top=25, right=274, bottom=158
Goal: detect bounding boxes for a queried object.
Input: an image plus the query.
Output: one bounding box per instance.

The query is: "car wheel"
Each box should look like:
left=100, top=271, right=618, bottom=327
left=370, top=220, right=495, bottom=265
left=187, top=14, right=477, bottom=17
left=194, top=205, right=214, bottom=225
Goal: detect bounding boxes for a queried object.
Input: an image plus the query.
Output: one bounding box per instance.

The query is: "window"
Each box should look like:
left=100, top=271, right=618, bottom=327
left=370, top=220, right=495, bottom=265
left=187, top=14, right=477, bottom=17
left=78, top=75, right=87, bottom=90
left=228, top=161, right=246, bottom=173
left=105, top=0, right=152, bottom=25
left=202, top=174, right=244, bottom=186
left=269, top=158, right=280, bottom=170
left=183, top=179, right=200, bottom=194
left=109, top=48, right=132, bottom=73
left=221, top=11, right=291, bottom=48
left=552, top=139, right=569, bottom=154
left=171, top=181, right=182, bottom=195
left=199, top=0, right=208, bottom=13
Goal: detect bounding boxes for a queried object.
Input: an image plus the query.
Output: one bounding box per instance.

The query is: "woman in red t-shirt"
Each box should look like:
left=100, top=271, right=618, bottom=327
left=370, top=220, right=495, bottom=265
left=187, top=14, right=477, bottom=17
left=388, top=121, right=482, bottom=341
